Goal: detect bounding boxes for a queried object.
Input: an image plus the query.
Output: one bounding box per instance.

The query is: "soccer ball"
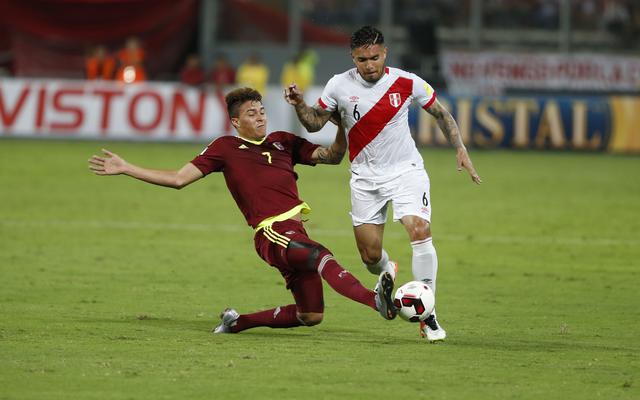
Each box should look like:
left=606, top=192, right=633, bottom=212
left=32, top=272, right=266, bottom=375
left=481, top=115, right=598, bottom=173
left=393, top=281, right=435, bottom=322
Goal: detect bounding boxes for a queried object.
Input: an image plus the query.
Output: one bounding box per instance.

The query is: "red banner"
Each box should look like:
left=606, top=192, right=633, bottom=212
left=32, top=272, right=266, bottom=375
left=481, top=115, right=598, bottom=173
left=0, top=0, right=197, bottom=78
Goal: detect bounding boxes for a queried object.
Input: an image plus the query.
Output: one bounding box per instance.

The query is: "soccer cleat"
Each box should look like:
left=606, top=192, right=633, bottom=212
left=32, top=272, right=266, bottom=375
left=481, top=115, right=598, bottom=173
left=212, top=308, right=240, bottom=334
left=387, top=261, right=398, bottom=280
left=420, top=313, right=446, bottom=342
left=374, top=271, right=397, bottom=320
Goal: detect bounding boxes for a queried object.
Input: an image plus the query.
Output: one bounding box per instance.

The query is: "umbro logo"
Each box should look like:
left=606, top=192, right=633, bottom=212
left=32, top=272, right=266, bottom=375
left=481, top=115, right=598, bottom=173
left=238, top=144, right=248, bottom=149
left=273, top=142, right=284, bottom=151
left=284, top=230, right=296, bottom=235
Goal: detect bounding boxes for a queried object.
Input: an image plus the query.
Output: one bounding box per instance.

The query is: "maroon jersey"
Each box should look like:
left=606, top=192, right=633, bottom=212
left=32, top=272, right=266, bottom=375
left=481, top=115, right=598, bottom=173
left=191, top=131, right=320, bottom=228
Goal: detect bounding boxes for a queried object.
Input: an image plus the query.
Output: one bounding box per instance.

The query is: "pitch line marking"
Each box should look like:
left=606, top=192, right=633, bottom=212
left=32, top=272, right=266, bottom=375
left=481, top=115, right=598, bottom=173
left=1, top=219, right=638, bottom=247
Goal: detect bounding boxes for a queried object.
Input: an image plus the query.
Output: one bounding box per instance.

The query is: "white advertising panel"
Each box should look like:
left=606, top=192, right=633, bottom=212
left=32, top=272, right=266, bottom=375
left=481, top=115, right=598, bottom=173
left=441, top=51, right=640, bottom=95
left=0, top=79, right=337, bottom=145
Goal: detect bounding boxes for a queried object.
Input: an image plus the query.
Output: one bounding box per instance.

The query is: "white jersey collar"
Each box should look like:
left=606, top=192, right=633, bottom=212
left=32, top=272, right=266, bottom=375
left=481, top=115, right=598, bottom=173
left=355, top=66, right=390, bottom=87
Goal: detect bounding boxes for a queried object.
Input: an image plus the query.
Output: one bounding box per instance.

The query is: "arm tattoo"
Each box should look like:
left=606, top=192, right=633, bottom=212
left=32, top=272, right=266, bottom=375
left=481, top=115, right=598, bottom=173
left=314, top=144, right=346, bottom=165
left=427, top=101, right=465, bottom=149
left=295, top=103, right=332, bottom=132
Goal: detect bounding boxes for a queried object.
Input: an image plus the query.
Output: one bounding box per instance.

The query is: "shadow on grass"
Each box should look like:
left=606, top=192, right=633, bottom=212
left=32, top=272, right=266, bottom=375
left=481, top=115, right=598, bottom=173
left=69, top=316, right=639, bottom=354
left=74, top=315, right=415, bottom=344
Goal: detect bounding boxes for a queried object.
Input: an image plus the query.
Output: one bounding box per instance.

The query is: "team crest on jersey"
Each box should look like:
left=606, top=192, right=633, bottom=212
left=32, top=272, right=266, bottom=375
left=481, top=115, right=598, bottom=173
left=272, top=142, right=284, bottom=151
left=389, top=93, right=402, bottom=108
left=348, top=95, right=359, bottom=103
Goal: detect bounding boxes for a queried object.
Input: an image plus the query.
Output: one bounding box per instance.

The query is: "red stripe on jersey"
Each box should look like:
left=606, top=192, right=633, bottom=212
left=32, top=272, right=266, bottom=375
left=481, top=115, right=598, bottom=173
left=348, top=76, right=413, bottom=161
left=318, top=98, right=328, bottom=109
left=422, top=92, right=437, bottom=110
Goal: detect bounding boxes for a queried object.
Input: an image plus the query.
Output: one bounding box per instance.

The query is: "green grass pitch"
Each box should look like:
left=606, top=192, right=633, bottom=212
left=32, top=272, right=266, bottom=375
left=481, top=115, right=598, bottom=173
left=1, top=138, right=639, bottom=399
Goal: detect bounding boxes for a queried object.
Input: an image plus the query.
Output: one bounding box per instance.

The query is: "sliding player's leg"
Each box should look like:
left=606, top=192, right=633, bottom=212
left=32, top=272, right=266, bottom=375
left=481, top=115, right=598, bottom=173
left=283, top=220, right=396, bottom=320
left=212, top=269, right=323, bottom=334
left=213, top=219, right=397, bottom=334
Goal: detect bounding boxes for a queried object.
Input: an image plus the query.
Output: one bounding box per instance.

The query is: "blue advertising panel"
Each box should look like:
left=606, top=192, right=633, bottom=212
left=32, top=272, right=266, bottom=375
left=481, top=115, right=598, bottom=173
left=410, top=95, right=612, bottom=151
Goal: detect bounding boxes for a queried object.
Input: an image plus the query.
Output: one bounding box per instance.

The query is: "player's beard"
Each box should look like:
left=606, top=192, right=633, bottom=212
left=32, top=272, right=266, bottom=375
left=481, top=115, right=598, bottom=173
left=361, top=68, right=383, bottom=83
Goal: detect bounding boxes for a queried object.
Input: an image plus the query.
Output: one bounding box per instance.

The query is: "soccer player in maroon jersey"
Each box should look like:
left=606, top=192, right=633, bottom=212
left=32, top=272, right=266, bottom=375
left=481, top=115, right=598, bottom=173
left=88, top=87, right=397, bottom=334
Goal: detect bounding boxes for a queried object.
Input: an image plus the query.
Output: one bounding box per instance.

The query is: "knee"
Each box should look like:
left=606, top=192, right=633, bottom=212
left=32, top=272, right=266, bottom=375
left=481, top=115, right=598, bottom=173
left=287, top=241, right=332, bottom=271
left=359, top=247, right=382, bottom=265
left=408, top=220, right=432, bottom=241
left=298, top=312, right=323, bottom=326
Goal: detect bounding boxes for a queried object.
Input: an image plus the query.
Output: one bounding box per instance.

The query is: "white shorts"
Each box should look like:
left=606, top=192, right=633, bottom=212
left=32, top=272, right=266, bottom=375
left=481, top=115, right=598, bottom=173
left=349, top=169, right=432, bottom=226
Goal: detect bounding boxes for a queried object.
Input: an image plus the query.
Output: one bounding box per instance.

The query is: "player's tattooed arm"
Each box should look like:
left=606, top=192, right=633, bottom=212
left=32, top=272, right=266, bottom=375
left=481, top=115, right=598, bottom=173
left=426, top=99, right=482, bottom=184
left=426, top=99, right=464, bottom=149
left=313, top=144, right=345, bottom=165
left=295, top=103, right=333, bottom=132
left=311, top=121, right=347, bottom=165
left=284, top=83, right=333, bottom=132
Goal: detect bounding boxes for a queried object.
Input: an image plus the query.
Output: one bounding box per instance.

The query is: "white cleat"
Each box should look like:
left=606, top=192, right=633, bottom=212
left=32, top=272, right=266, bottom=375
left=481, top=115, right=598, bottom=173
left=374, top=271, right=397, bottom=320
left=420, top=313, right=446, bottom=342
left=212, top=308, right=239, bottom=334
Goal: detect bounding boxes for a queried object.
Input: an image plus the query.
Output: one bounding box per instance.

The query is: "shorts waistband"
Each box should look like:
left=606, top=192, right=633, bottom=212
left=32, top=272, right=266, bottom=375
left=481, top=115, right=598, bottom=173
left=255, top=202, right=311, bottom=232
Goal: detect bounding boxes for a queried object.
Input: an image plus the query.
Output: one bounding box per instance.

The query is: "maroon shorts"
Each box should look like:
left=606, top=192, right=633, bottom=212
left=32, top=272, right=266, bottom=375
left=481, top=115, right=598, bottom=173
left=254, top=219, right=325, bottom=313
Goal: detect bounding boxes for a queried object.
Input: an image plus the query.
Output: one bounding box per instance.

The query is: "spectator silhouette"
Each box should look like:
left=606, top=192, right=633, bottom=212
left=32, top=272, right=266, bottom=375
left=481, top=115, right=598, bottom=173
left=85, top=45, right=116, bottom=80
left=236, top=53, right=269, bottom=94
left=209, top=54, right=236, bottom=90
left=280, top=49, right=317, bottom=92
left=180, top=54, right=205, bottom=86
left=115, top=37, right=147, bottom=83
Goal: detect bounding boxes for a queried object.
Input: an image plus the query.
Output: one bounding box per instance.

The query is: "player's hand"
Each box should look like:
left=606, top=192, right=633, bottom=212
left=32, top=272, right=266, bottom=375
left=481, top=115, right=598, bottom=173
left=88, top=149, right=128, bottom=175
left=284, top=83, right=304, bottom=106
left=456, top=147, right=482, bottom=184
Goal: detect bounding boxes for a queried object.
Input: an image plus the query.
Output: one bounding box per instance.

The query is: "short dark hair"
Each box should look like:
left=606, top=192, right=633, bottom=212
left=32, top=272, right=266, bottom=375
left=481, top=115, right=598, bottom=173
left=350, top=26, right=384, bottom=50
left=225, top=87, right=262, bottom=118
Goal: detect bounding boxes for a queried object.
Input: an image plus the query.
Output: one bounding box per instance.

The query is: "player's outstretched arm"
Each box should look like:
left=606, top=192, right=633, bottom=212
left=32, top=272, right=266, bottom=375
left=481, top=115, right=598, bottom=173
left=311, top=119, right=347, bottom=165
left=426, top=100, right=482, bottom=184
left=88, top=149, right=204, bottom=189
left=284, top=83, right=333, bottom=132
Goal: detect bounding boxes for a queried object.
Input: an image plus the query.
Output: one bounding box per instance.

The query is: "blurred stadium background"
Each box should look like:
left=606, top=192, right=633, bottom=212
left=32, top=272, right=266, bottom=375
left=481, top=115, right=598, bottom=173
left=1, top=0, right=639, bottom=150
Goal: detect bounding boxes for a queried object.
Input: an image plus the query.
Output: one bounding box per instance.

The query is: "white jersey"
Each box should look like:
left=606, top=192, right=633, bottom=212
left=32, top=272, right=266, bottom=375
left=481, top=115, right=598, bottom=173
left=318, top=67, right=436, bottom=180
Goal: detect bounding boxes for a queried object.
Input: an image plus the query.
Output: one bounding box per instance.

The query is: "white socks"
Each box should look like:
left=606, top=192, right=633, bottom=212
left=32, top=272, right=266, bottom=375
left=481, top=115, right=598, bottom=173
left=364, top=248, right=398, bottom=280
left=411, top=238, right=438, bottom=294
left=364, top=248, right=389, bottom=275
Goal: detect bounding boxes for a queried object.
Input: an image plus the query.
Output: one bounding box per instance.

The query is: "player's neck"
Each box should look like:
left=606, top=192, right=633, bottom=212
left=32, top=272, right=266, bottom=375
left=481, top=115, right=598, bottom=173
left=357, top=67, right=387, bottom=85
left=238, top=133, right=267, bottom=145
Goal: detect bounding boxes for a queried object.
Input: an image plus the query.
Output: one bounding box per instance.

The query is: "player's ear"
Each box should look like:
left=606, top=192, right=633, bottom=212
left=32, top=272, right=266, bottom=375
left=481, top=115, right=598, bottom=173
left=230, top=118, right=239, bottom=128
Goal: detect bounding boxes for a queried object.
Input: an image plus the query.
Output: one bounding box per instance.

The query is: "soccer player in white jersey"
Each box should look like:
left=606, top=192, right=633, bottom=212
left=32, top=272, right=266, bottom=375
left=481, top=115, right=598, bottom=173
left=284, top=26, right=481, bottom=342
